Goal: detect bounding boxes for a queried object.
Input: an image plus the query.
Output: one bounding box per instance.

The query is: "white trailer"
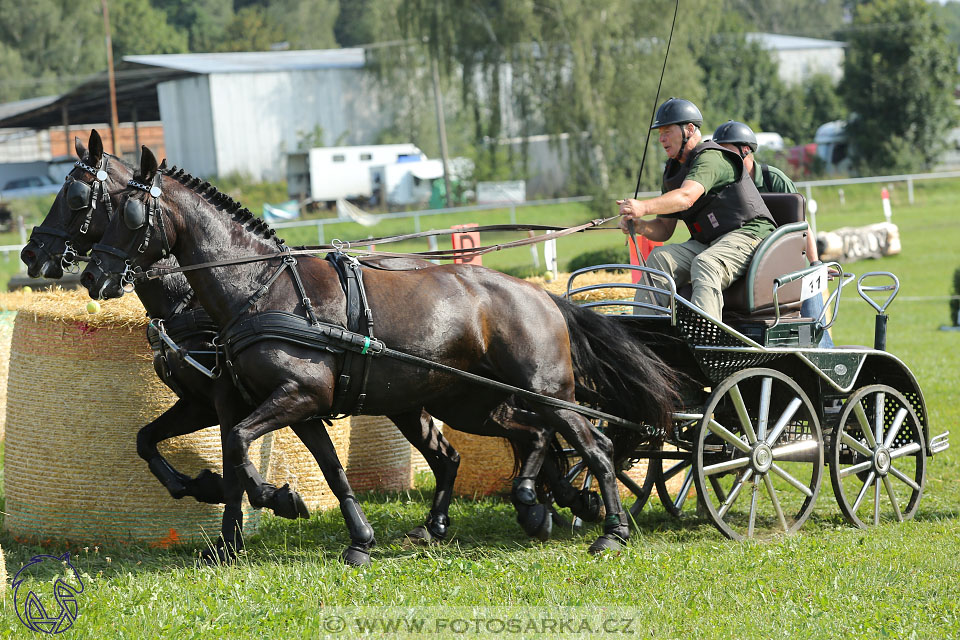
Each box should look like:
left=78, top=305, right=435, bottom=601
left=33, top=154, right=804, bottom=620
left=287, top=143, right=425, bottom=204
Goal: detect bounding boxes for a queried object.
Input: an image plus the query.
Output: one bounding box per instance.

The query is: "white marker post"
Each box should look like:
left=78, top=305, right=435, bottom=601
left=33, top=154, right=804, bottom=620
left=543, top=232, right=558, bottom=281
left=881, top=188, right=892, bottom=223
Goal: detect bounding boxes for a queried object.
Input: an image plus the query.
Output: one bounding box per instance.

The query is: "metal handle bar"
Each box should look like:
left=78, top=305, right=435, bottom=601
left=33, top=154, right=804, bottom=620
left=770, top=261, right=845, bottom=329
left=857, top=271, right=900, bottom=314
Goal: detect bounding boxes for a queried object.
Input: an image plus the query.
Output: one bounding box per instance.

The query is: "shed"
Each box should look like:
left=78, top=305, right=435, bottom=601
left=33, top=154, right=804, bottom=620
left=125, top=49, right=392, bottom=182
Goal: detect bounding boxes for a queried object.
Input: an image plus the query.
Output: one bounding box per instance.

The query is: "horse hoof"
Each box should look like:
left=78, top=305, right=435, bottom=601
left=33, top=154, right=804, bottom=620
left=188, top=469, right=225, bottom=504
left=588, top=534, right=624, bottom=555
left=341, top=545, right=372, bottom=567
left=405, top=525, right=437, bottom=546
left=198, top=541, right=239, bottom=566
left=273, top=484, right=310, bottom=520
left=518, top=504, right=552, bottom=541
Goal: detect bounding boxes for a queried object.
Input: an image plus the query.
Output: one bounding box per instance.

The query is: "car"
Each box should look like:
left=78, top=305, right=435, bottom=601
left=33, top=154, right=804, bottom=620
left=1, top=175, right=62, bottom=199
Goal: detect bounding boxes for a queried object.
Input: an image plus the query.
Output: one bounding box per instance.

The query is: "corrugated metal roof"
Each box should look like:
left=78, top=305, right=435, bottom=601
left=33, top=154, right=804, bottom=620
left=747, top=33, right=847, bottom=50
left=0, top=95, right=59, bottom=121
left=124, top=48, right=366, bottom=74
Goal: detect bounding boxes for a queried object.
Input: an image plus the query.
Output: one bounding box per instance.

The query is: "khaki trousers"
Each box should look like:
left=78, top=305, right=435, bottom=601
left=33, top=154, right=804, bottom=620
left=644, top=229, right=763, bottom=320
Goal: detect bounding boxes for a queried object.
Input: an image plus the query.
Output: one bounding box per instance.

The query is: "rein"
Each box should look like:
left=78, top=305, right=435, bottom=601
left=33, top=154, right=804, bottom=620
left=134, top=216, right=620, bottom=281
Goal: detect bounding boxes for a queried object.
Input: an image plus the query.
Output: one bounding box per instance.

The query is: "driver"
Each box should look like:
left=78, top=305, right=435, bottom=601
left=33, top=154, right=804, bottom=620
left=618, top=98, right=775, bottom=320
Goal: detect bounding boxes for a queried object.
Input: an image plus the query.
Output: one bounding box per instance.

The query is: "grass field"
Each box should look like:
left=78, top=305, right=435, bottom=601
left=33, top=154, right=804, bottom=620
left=0, top=179, right=958, bottom=638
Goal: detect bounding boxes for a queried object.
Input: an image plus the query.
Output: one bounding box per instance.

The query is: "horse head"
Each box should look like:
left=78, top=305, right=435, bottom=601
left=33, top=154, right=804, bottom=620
left=21, top=129, right=133, bottom=279
left=81, top=145, right=174, bottom=300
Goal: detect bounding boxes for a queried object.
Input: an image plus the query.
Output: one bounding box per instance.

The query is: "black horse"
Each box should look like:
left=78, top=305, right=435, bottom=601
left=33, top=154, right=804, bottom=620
left=22, top=133, right=461, bottom=563
left=81, top=146, right=678, bottom=563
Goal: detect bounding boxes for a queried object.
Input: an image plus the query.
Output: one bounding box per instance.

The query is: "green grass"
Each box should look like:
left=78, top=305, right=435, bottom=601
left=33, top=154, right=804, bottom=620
left=0, top=179, right=959, bottom=638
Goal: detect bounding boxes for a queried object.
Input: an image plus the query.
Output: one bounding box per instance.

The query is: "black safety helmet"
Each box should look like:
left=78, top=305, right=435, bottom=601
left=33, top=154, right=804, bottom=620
left=650, top=98, right=703, bottom=130
left=712, top=120, right=758, bottom=153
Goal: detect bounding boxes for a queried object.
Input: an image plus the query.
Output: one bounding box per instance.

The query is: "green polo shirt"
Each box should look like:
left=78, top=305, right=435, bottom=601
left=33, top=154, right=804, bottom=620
left=754, top=163, right=799, bottom=195
left=661, top=149, right=775, bottom=240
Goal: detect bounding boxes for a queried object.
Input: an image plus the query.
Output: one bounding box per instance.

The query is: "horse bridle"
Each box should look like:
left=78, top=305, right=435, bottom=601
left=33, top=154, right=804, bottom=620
left=31, top=157, right=113, bottom=273
left=90, top=172, right=171, bottom=292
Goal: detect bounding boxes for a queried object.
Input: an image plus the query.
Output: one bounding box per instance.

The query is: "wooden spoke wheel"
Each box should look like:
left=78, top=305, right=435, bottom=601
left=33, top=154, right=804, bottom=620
left=654, top=445, right=697, bottom=517
left=693, top=368, right=823, bottom=540
left=829, top=385, right=926, bottom=528
left=552, top=424, right=657, bottom=529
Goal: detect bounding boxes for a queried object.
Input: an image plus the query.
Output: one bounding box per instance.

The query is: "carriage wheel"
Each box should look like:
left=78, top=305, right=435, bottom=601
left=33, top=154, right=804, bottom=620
left=654, top=446, right=696, bottom=517
left=554, top=423, right=657, bottom=528
left=693, top=368, right=823, bottom=540
left=829, top=385, right=926, bottom=528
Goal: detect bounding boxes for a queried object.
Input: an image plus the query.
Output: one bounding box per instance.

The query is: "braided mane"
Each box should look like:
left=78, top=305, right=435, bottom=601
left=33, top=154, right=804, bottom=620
left=160, top=165, right=278, bottom=241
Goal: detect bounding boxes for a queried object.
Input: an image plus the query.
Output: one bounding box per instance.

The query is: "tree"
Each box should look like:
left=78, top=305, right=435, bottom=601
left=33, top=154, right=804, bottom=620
left=159, top=0, right=234, bottom=52
left=841, top=0, right=957, bottom=173
left=267, top=0, right=339, bottom=50
left=723, top=0, right=846, bottom=39
left=0, top=0, right=105, bottom=98
left=394, top=0, right=721, bottom=197
left=215, top=5, right=286, bottom=52
left=110, top=0, right=189, bottom=58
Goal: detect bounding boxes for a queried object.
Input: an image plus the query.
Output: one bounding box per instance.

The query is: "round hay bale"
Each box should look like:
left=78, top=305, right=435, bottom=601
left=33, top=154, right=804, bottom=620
left=0, top=291, right=42, bottom=441
left=346, top=416, right=412, bottom=492
left=263, top=420, right=350, bottom=512
left=2, top=290, right=267, bottom=546
left=443, top=427, right=515, bottom=497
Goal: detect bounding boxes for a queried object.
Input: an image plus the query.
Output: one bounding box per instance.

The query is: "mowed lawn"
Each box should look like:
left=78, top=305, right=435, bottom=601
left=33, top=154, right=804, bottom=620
left=0, top=179, right=958, bottom=638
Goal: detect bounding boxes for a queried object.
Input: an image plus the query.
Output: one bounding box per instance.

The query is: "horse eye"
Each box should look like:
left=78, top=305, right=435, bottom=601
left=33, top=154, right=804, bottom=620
left=66, top=181, right=90, bottom=211
left=123, top=199, right=146, bottom=230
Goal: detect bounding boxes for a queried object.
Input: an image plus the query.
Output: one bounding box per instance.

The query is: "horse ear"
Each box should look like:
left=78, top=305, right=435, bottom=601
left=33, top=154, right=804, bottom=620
left=88, top=130, right=103, bottom=164
left=74, top=136, right=87, bottom=160
left=140, top=146, right=158, bottom=181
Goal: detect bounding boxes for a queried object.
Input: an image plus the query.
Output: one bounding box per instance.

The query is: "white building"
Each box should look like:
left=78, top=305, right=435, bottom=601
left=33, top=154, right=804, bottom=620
left=747, top=33, right=846, bottom=85
left=125, top=49, right=393, bottom=182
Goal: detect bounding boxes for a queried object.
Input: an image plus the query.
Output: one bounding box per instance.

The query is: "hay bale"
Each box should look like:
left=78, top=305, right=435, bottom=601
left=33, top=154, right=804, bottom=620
left=0, top=291, right=43, bottom=441
left=346, top=416, right=412, bottom=492
left=443, top=427, right=515, bottom=497
left=263, top=421, right=350, bottom=512
left=2, top=290, right=267, bottom=546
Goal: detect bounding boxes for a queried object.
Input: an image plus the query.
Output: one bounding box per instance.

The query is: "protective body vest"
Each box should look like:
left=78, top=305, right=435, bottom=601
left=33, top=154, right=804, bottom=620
left=661, top=140, right=774, bottom=243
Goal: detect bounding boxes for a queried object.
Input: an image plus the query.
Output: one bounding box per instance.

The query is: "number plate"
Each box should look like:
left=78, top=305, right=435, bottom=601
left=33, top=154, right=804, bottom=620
left=799, top=265, right=828, bottom=301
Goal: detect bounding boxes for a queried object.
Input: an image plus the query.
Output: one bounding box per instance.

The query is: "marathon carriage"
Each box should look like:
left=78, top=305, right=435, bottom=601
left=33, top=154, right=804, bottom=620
left=564, top=192, right=950, bottom=540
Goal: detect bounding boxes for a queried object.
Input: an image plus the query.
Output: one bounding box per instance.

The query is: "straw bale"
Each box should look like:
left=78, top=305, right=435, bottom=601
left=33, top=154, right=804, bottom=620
left=443, top=427, right=515, bottom=497
left=525, top=271, right=634, bottom=301
left=0, top=291, right=50, bottom=442
left=3, top=290, right=265, bottom=546
left=346, top=416, right=412, bottom=492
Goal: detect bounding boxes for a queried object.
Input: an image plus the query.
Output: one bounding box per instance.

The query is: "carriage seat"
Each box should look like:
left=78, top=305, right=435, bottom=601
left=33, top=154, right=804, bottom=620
left=721, top=192, right=809, bottom=322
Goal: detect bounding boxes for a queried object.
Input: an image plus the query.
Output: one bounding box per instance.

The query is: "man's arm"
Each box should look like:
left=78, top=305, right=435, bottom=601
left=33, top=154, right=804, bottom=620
left=618, top=215, right=678, bottom=241
left=618, top=179, right=706, bottom=218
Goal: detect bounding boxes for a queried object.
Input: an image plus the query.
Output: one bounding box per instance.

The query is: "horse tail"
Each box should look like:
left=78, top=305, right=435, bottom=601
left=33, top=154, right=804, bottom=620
left=550, top=294, right=680, bottom=459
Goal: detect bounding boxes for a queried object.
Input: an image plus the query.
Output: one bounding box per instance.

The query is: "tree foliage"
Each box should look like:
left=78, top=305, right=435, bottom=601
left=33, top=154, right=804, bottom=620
left=722, top=0, right=846, bottom=39
left=394, top=0, right=721, bottom=196
left=841, top=0, right=957, bottom=173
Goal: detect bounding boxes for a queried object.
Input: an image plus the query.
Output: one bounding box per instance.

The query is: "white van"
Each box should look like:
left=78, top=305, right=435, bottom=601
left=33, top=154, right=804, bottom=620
left=287, top=144, right=425, bottom=205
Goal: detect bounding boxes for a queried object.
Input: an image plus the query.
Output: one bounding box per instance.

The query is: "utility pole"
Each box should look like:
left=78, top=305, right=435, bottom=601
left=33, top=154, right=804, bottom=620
left=100, top=0, right=120, bottom=155
left=430, top=57, right=453, bottom=208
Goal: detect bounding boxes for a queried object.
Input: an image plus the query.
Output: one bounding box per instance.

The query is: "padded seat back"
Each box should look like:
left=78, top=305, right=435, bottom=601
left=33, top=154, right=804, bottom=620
left=722, top=192, right=809, bottom=320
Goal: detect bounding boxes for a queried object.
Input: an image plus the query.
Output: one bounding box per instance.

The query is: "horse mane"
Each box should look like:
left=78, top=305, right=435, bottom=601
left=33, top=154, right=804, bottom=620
left=158, top=165, right=278, bottom=241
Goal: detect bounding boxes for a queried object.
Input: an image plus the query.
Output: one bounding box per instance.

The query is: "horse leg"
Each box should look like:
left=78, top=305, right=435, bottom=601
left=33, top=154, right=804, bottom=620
left=542, top=407, right=629, bottom=553
left=136, top=397, right=224, bottom=503
left=225, top=383, right=322, bottom=521
left=483, top=401, right=555, bottom=541
left=290, top=419, right=376, bottom=566
left=539, top=454, right=603, bottom=523
left=388, top=409, right=460, bottom=544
